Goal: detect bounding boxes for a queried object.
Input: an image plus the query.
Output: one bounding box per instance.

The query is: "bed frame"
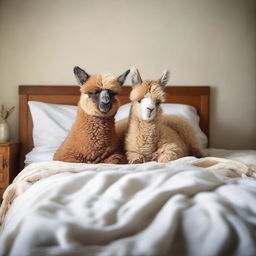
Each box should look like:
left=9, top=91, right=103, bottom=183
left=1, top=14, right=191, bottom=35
left=19, top=85, right=210, bottom=170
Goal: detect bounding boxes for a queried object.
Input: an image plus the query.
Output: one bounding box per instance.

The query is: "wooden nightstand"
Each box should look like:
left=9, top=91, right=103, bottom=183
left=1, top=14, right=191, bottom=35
left=0, top=142, right=19, bottom=198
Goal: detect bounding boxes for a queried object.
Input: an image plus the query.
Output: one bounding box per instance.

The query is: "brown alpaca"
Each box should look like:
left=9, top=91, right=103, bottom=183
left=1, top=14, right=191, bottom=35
left=54, top=66, right=130, bottom=164
left=122, top=67, right=204, bottom=164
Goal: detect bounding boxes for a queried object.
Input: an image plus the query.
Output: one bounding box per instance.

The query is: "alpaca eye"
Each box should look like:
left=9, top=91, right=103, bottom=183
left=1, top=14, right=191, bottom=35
left=108, top=90, right=117, bottom=97
left=156, top=101, right=161, bottom=106
left=138, top=99, right=141, bottom=103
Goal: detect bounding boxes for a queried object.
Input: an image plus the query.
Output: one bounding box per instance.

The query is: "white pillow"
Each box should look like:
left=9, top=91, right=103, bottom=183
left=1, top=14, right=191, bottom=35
left=26, top=102, right=77, bottom=165
left=26, top=101, right=208, bottom=164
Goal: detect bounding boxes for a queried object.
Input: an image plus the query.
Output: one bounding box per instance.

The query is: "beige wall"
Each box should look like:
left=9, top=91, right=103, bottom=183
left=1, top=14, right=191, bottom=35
left=0, top=0, right=255, bottom=149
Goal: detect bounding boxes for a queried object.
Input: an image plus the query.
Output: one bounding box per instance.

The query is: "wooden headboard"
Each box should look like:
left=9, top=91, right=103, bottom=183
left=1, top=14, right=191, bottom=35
left=19, top=85, right=210, bottom=170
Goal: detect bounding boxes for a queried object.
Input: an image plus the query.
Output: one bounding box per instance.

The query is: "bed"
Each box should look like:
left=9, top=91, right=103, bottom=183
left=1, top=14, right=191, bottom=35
left=0, top=85, right=256, bottom=256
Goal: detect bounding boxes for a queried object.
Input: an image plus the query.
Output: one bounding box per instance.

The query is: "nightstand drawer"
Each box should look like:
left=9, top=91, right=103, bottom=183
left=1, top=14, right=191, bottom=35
left=0, top=142, right=19, bottom=191
left=0, top=154, right=4, bottom=181
left=0, top=154, right=3, bottom=173
left=0, top=153, right=8, bottom=188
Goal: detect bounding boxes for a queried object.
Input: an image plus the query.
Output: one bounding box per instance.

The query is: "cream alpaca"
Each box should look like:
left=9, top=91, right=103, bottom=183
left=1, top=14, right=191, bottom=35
left=124, top=67, right=204, bottom=163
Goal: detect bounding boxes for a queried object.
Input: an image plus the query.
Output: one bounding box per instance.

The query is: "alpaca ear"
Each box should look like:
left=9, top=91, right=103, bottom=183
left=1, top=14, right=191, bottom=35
left=131, top=66, right=143, bottom=86
left=159, top=69, right=170, bottom=87
left=73, top=66, right=90, bottom=85
left=117, top=69, right=130, bottom=86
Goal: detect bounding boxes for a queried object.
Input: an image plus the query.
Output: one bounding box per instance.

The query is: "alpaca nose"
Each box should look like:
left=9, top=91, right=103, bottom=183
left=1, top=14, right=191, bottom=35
left=147, top=107, right=154, bottom=114
left=99, top=90, right=112, bottom=113
left=100, top=90, right=110, bottom=104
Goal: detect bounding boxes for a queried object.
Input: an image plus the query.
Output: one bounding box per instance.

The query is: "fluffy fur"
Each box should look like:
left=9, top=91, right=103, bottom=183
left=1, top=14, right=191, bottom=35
left=54, top=67, right=130, bottom=164
left=122, top=67, right=204, bottom=164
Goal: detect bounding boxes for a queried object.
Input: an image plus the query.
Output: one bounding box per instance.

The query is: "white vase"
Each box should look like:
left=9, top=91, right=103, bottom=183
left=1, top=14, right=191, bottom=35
left=0, top=120, right=10, bottom=143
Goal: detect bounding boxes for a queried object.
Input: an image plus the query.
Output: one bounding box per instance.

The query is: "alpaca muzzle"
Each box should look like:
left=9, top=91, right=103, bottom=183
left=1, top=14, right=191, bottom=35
left=99, top=90, right=112, bottom=113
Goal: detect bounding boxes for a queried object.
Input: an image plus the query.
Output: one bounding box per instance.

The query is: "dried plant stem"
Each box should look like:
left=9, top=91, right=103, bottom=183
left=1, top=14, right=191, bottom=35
left=0, top=105, right=15, bottom=121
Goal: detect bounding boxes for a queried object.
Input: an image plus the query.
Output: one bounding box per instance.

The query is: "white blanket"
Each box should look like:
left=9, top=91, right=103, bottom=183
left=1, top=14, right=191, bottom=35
left=0, top=150, right=256, bottom=256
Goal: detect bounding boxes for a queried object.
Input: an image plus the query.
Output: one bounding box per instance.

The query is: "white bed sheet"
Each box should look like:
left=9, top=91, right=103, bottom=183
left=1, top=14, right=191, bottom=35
left=0, top=149, right=256, bottom=256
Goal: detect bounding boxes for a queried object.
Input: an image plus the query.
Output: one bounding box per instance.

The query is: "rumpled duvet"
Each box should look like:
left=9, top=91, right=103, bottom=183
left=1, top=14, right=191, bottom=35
left=0, top=149, right=256, bottom=256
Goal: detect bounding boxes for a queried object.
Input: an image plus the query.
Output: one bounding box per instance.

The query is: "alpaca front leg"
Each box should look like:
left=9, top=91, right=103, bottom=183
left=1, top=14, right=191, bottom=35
left=126, top=152, right=146, bottom=164
left=103, top=153, right=127, bottom=164
left=154, top=144, right=184, bottom=163
left=157, top=152, right=179, bottom=163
